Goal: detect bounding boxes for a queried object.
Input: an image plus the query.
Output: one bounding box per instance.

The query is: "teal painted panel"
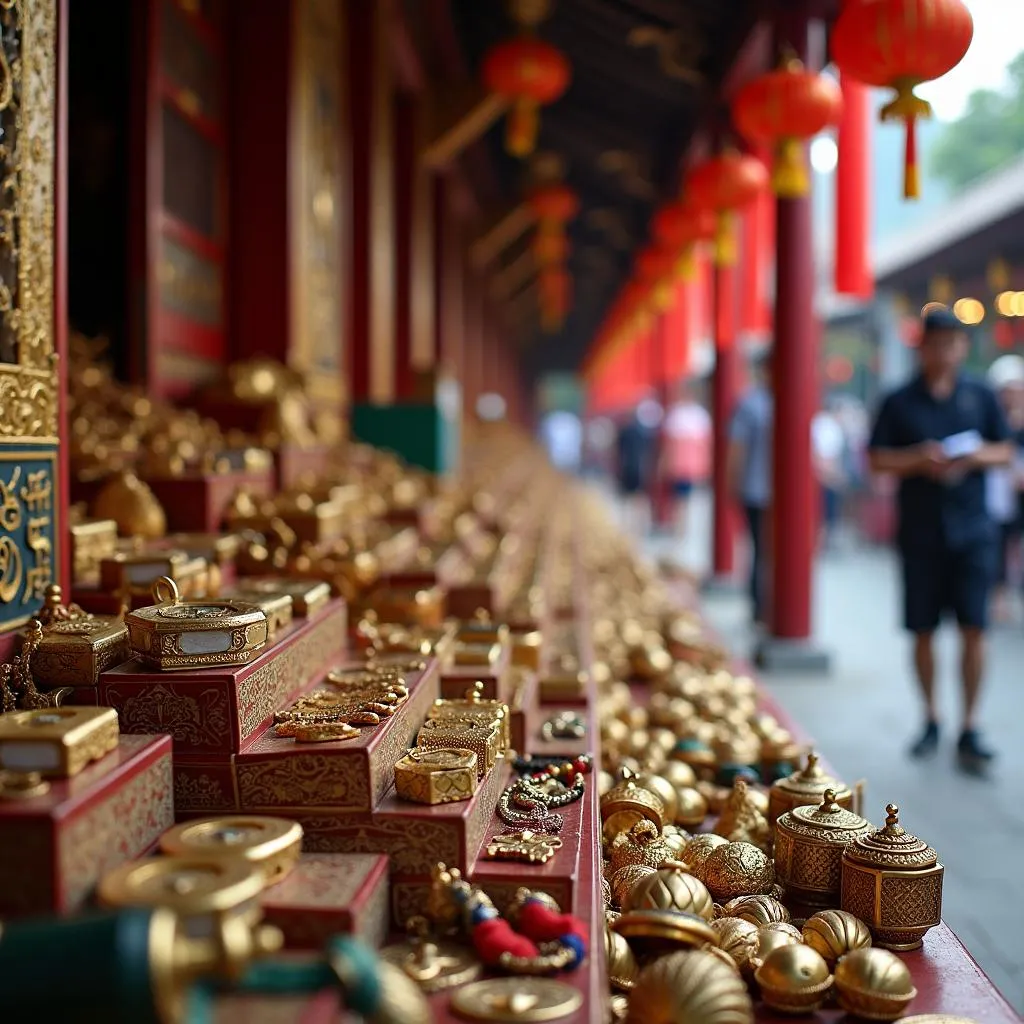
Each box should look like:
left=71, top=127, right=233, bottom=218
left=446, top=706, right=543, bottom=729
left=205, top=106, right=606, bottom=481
left=0, top=444, right=59, bottom=630
left=351, top=404, right=458, bottom=474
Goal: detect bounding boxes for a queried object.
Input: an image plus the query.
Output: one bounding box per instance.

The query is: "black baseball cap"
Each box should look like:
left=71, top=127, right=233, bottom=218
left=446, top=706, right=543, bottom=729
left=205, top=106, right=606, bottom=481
left=921, top=306, right=962, bottom=334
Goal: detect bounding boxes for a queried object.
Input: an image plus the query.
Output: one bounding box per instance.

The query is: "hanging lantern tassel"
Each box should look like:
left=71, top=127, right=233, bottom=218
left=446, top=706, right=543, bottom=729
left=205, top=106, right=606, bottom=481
left=878, top=85, right=932, bottom=201
left=773, top=136, right=809, bottom=198
left=675, top=247, right=697, bottom=282
left=507, top=95, right=539, bottom=157
left=715, top=211, right=738, bottom=266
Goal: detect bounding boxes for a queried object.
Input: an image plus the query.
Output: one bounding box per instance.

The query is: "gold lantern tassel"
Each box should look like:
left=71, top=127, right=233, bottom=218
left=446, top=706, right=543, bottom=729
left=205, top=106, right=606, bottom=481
left=654, top=281, right=673, bottom=313
left=506, top=95, right=539, bottom=158
left=879, top=83, right=932, bottom=201
left=773, top=137, right=809, bottom=198
left=714, top=211, right=737, bottom=267
left=675, top=246, right=696, bottom=282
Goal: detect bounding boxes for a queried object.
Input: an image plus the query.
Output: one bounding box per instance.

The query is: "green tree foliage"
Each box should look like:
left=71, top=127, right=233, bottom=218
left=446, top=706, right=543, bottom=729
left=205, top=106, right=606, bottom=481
left=930, top=51, right=1024, bottom=191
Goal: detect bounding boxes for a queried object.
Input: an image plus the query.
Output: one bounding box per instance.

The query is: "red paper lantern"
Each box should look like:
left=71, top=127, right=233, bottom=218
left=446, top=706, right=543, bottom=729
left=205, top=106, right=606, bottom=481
left=831, top=0, right=974, bottom=199
left=531, top=229, right=570, bottom=267
left=733, top=59, right=843, bottom=198
left=527, top=183, right=579, bottom=224
left=482, top=37, right=571, bottom=158
left=539, top=266, right=571, bottom=333
left=686, top=151, right=769, bottom=265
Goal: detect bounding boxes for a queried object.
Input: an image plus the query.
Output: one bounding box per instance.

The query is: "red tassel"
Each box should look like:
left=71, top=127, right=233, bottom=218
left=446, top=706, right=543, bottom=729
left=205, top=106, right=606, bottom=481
left=516, top=900, right=587, bottom=945
left=835, top=74, right=873, bottom=299
left=472, top=918, right=539, bottom=965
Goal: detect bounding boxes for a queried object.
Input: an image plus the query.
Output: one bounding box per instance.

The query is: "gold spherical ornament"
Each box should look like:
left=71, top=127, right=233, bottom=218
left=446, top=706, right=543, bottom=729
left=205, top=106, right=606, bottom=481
left=749, top=927, right=801, bottom=974
left=633, top=772, right=679, bottom=824
left=720, top=894, right=791, bottom=928
left=610, top=993, right=629, bottom=1023
left=606, top=924, right=640, bottom=991
left=754, top=944, right=833, bottom=1014
left=802, top=909, right=872, bottom=966
left=601, top=876, right=613, bottom=908
left=834, top=947, right=918, bottom=1021
left=697, top=780, right=732, bottom=815
left=609, top=819, right=673, bottom=874
left=760, top=921, right=803, bottom=942
left=702, top=842, right=774, bottom=902
left=649, top=727, right=678, bottom=756
left=610, top=864, right=657, bottom=909
left=661, top=824, right=691, bottom=860
left=623, top=865, right=715, bottom=921
left=93, top=470, right=167, bottom=539
left=709, top=917, right=759, bottom=971
left=626, top=949, right=754, bottom=1024
left=682, top=833, right=729, bottom=881
left=675, top=786, right=709, bottom=828
left=598, top=771, right=616, bottom=797
left=661, top=759, right=697, bottom=793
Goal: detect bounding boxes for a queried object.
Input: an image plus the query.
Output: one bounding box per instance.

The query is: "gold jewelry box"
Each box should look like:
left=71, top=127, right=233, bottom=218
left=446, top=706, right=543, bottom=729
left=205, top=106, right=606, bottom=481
left=100, top=549, right=191, bottom=593
left=454, top=619, right=510, bottom=646
left=773, top=790, right=873, bottom=907
left=159, top=816, right=304, bottom=885
left=70, top=518, right=118, bottom=585
left=0, top=706, right=119, bottom=777
left=221, top=588, right=293, bottom=639
left=160, top=532, right=242, bottom=567
left=394, top=747, right=479, bottom=805
left=125, top=577, right=269, bottom=671
left=450, top=641, right=502, bottom=667
left=538, top=669, right=589, bottom=704
left=840, top=804, right=944, bottom=951
left=32, top=585, right=130, bottom=687
left=228, top=577, right=330, bottom=619
left=427, top=683, right=511, bottom=753
left=416, top=719, right=500, bottom=777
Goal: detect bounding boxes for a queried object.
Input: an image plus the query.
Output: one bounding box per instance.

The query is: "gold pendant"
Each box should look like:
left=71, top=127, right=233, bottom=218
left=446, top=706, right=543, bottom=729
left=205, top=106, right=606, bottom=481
left=379, top=937, right=481, bottom=993
left=485, top=831, right=563, bottom=865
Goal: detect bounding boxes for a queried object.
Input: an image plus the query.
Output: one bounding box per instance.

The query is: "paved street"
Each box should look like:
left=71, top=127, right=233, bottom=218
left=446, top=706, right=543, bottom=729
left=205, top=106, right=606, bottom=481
left=634, top=487, right=1024, bottom=1013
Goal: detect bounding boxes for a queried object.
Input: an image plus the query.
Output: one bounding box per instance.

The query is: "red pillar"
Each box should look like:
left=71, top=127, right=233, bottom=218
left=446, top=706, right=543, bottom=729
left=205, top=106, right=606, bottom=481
left=393, top=93, right=415, bottom=400
left=763, top=6, right=829, bottom=667
left=711, top=263, right=739, bottom=578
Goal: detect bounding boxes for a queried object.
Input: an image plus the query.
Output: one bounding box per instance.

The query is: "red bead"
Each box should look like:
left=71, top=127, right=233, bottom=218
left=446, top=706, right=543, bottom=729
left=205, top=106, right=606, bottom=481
left=574, top=757, right=587, bottom=774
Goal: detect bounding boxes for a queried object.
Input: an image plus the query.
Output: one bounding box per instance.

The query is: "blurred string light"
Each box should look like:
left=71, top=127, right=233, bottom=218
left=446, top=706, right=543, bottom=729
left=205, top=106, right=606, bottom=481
left=810, top=135, right=839, bottom=175
left=995, top=291, right=1024, bottom=317
left=952, top=297, right=984, bottom=325
left=476, top=393, right=507, bottom=421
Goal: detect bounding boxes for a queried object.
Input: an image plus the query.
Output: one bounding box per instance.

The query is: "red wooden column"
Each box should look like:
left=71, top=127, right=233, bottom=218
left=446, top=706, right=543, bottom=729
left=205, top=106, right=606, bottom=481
left=710, top=261, right=739, bottom=580
left=393, top=93, right=416, bottom=401
left=347, top=0, right=395, bottom=405
left=434, top=175, right=465, bottom=396
left=758, top=4, right=831, bottom=672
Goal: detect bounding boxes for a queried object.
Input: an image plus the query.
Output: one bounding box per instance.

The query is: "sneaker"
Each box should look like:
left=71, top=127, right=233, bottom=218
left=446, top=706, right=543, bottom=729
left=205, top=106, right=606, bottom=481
left=908, top=721, right=940, bottom=759
left=957, top=730, right=996, bottom=774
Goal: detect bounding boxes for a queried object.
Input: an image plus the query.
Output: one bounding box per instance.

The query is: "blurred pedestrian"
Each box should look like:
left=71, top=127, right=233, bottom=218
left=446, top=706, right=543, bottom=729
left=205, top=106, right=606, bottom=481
left=813, top=399, right=848, bottom=550
left=986, top=355, right=1024, bottom=621
left=616, top=402, right=658, bottom=537
left=728, top=358, right=772, bottom=626
left=868, top=307, right=1012, bottom=773
left=660, top=383, right=711, bottom=542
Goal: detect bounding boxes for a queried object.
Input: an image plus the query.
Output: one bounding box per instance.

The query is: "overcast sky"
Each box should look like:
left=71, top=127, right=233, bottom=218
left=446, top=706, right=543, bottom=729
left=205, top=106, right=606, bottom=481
left=916, top=0, right=1024, bottom=121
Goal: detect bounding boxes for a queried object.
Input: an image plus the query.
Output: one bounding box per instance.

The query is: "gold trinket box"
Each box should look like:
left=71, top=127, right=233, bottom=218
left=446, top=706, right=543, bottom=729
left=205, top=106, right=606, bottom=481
left=841, top=804, right=944, bottom=951
left=229, top=577, right=330, bottom=618
left=0, top=706, right=119, bottom=778
left=774, top=789, right=873, bottom=906
left=160, top=532, right=242, bottom=566
left=428, top=683, right=510, bottom=752
left=451, top=641, right=502, bottom=667
left=159, top=816, right=304, bottom=885
left=454, top=618, right=509, bottom=646
left=510, top=629, right=542, bottom=671
left=538, top=669, right=588, bottom=703
left=768, top=751, right=853, bottom=826
left=70, top=518, right=118, bottom=584
left=99, top=549, right=191, bottom=593
left=32, top=586, right=130, bottom=687
left=416, top=719, right=501, bottom=777
left=222, top=588, right=293, bottom=639
left=394, top=747, right=479, bottom=805
left=125, top=577, right=269, bottom=671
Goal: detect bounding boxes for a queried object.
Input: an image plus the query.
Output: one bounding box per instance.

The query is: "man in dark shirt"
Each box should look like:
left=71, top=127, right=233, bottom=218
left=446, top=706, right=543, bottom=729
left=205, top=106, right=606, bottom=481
left=869, top=308, right=1012, bottom=771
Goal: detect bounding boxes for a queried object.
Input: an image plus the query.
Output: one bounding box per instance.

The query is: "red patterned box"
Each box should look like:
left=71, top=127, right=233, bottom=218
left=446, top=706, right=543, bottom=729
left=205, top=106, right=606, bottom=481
left=96, top=600, right=348, bottom=755
left=145, top=468, right=274, bottom=534
left=174, top=752, right=239, bottom=815
left=261, top=853, right=389, bottom=951
left=446, top=579, right=497, bottom=621
left=439, top=642, right=512, bottom=701
left=0, top=735, right=173, bottom=916
left=234, top=661, right=439, bottom=815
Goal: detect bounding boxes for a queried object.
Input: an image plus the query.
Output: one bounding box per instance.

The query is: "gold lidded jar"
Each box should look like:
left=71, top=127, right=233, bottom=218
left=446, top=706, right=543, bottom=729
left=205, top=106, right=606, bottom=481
left=840, top=803, right=944, bottom=951
left=608, top=819, right=673, bottom=874
left=774, top=788, right=873, bottom=906
left=768, top=750, right=853, bottom=826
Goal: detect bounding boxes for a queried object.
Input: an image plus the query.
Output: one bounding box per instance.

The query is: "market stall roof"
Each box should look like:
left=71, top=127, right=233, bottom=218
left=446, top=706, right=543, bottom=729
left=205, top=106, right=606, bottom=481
left=445, top=0, right=762, bottom=375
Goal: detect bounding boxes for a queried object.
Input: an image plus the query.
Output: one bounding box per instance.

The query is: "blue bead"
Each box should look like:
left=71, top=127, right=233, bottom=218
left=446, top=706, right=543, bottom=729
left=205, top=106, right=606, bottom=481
left=470, top=903, right=498, bottom=926
left=560, top=933, right=587, bottom=967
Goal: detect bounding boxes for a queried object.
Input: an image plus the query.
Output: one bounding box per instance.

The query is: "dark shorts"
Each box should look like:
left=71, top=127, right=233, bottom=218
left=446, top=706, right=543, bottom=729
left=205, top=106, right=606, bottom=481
left=901, top=542, right=996, bottom=633
left=672, top=479, right=695, bottom=498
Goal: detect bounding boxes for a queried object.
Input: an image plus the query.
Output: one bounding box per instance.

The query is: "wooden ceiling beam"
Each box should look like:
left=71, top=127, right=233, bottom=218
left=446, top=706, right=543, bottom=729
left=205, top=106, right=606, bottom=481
left=420, top=84, right=508, bottom=170
left=470, top=203, right=535, bottom=269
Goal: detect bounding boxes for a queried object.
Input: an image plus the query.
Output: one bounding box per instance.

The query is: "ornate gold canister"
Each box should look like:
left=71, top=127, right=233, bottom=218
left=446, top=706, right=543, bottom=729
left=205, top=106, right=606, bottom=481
left=427, top=683, right=510, bottom=753
left=70, top=518, right=118, bottom=585
left=768, top=751, right=853, bottom=826
left=773, top=789, right=873, bottom=907
left=841, top=804, right=944, bottom=951
left=416, top=719, right=500, bottom=777
left=394, top=747, right=479, bottom=805
left=228, top=577, right=330, bottom=619
left=125, top=577, right=269, bottom=671
left=159, top=816, right=304, bottom=885
left=0, top=706, right=119, bottom=777
left=32, top=585, right=130, bottom=687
